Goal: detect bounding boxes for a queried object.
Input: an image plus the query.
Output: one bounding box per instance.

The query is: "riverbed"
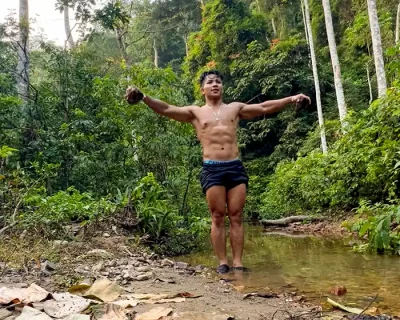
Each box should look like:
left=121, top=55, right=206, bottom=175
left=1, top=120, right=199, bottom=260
left=179, top=225, right=400, bottom=315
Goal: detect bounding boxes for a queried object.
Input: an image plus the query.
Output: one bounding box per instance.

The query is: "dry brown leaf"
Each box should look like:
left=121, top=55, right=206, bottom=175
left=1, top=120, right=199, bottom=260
left=15, top=306, right=52, bottom=320
left=152, top=298, right=185, bottom=304
left=83, top=278, right=123, bottom=302
left=123, top=293, right=169, bottom=301
left=68, top=279, right=93, bottom=296
left=136, top=307, right=173, bottom=320
left=154, top=278, right=176, bottom=284
left=43, top=293, right=91, bottom=318
left=0, top=284, right=50, bottom=304
left=111, top=299, right=139, bottom=308
left=98, top=304, right=128, bottom=320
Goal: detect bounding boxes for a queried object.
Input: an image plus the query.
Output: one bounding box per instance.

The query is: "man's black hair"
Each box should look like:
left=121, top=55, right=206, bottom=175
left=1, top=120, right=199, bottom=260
left=199, top=70, right=223, bottom=87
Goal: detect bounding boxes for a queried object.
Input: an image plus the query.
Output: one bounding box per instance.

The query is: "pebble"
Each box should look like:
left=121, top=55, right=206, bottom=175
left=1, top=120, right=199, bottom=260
left=85, top=249, right=113, bottom=259
left=117, top=258, right=128, bottom=266
left=103, top=232, right=110, bottom=237
left=161, top=259, right=174, bottom=267
left=137, top=266, right=151, bottom=272
left=174, top=262, right=188, bottom=269
left=41, top=261, right=57, bottom=272
left=136, top=274, right=150, bottom=281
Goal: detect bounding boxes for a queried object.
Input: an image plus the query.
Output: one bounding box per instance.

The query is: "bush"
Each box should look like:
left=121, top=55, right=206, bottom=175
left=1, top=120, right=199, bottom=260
left=343, top=201, right=400, bottom=254
left=260, top=86, right=400, bottom=219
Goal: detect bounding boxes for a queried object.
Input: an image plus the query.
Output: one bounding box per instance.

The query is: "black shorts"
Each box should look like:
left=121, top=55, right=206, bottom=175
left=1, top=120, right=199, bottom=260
left=200, top=159, right=249, bottom=194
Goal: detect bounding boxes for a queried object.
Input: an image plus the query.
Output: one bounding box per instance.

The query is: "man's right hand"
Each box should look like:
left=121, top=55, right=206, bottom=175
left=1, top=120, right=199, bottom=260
left=125, top=86, right=145, bottom=105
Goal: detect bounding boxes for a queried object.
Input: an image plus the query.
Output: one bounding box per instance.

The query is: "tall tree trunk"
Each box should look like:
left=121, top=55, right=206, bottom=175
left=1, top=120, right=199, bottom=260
left=301, top=1, right=309, bottom=46
left=183, top=35, right=189, bottom=57
left=64, top=4, right=75, bottom=49
left=153, top=38, right=159, bottom=68
left=303, top=0, right=328, bottom=154
left=322, top=0, right=347, bottom=122
left=255, top=0, right=261, bottom=11
left=114, top=29, right=129, bottom=64
left=396, top=1, right=400, bottom=44
left=271, top=17, right=277, bottom=37
left=17, top=0, right=29, bottom=104
left=366, top=62, right=373, bottom=104
left=367, top=0, right=387, bottom=97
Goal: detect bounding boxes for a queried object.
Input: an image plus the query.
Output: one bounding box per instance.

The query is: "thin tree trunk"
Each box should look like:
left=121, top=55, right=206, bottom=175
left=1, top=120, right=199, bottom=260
left=396, top=1, right=400, bottom=44
left=255, top=0, right=261, bottom=11
left=301, top=1, right=309, bottom=46
left=153, top=38, right=159, bottom=68
left=114, top=29, right=129, bottom=64
left=322, top=0, right=347, bottom=122
left=183, top=35, right=189, bottom=57
left=366, top=63, right=373, bottom=104
left=367, top=0, right=387, bottom=97
left=17, top=0, right=29, bottom=104
left=64, top=4, right=75, bottom=49
left=303, top=0, right=328, bottom=154
left=271, top=17, right=277, bottom=37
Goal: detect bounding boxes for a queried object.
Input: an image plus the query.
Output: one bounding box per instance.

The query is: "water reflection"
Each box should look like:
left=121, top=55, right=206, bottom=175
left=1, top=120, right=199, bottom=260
left=179, top=225, right=400, bottom=315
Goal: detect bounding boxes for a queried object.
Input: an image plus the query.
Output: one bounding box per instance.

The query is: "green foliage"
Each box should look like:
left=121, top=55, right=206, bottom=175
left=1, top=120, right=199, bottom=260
left=184, top=0, right=268, bottom=96
left=260, top=87, right=400, bottom=220
left=343, top=201, right=400, bottom=254
left=24, top=187, right=116, bottom=231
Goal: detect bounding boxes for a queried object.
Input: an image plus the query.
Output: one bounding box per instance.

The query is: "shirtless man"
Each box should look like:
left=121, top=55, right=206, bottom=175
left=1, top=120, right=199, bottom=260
left=125, top=70, right=310, bottom=273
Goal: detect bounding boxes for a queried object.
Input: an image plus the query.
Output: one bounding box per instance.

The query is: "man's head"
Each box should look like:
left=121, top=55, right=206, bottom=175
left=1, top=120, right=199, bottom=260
left=199, top=70, right=223, bottom=99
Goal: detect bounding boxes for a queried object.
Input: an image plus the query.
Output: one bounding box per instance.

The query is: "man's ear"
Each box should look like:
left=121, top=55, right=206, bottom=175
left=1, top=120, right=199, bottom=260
left=200, top=86, right=205, bottom=95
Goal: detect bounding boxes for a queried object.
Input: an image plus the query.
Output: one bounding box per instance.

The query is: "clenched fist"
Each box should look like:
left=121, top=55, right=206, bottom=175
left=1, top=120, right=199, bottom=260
left=291, top=93, right=311, bottom=111
left=125, top=86, right=145, bottom=105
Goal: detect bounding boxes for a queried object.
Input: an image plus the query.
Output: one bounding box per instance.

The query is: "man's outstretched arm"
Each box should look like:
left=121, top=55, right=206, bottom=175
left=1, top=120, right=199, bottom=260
left=238, top=94, right=311, bottom=120
left=125, top=86, right=195, bottom=123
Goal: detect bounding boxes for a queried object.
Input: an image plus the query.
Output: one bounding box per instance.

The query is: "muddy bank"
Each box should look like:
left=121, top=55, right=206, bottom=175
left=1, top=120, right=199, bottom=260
left=262, top=219, right=350, bottom=238
left=0, top=235, right=320, bottom=320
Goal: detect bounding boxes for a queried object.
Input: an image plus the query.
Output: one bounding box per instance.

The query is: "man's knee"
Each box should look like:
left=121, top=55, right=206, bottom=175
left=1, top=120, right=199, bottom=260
left=228, top=210, right=243, bottom=226
left=211, top=210, right=225, bottom=227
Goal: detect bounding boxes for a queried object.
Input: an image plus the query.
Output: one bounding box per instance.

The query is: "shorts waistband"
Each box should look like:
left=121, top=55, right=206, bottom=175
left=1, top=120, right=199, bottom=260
left=203, top=158, right=241, bottom=166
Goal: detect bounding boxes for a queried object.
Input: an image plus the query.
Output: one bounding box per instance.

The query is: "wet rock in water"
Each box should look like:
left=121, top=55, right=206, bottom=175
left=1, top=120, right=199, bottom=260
left=161, top=259, right=174, bottom=267
left=137, top=266, right=151, bottom=272
left=0, top=309, right=13, bottom=320
left=174, top=262, right=188, bottom=269
left=330, top=285, right=347, bottom=296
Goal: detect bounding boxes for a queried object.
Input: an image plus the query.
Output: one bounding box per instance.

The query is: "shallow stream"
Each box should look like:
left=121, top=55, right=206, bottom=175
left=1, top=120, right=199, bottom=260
left=179, top=225, right=400, bottom=315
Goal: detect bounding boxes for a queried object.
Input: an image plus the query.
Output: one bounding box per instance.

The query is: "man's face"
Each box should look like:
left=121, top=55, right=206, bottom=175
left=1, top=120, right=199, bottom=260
left=201, top=74, right=223, bottom=98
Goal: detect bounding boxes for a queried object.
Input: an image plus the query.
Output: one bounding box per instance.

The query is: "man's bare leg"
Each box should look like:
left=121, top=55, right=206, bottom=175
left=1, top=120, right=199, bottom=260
left=227, top=184, right=246, bottom=268
left=206, top=186, right=228, bottom=267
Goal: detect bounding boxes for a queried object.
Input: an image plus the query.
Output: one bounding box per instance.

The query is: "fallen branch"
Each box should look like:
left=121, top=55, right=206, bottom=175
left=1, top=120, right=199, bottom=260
left=263, top=231, right=312, bottom=238
left=261, top=215, right=325, bottom=227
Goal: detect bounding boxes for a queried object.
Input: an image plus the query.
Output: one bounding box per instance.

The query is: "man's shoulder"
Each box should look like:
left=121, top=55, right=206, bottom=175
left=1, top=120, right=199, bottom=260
left=226, top=102, right=245, bottom=111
